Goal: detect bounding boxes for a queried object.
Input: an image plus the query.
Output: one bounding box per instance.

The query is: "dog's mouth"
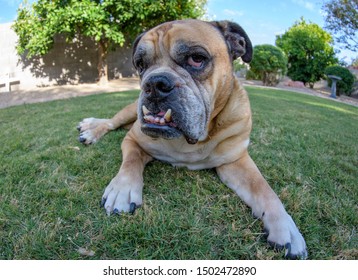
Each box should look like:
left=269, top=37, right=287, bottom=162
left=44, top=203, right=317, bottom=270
left=141, top=105, right=198, bottom=144
left=142, top=105, right=177, bottom=127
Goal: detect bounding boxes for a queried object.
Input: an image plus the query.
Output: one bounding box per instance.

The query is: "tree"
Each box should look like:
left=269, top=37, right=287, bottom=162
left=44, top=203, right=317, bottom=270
left=276, top=18, right=338, bottom=88
left=322, top=0, right=358, bottom=52
left=249, top=44, right=287, bottom=86
left=13, top=0, right=207, bottom=84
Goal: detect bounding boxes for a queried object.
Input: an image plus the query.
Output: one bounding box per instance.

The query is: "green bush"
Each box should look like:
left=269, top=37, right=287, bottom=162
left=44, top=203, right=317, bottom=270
left=246, top=69, right=261, bottom=80
left=325, top=65, right=355, bottom=96
left=249, top=44, right=287, bottom=86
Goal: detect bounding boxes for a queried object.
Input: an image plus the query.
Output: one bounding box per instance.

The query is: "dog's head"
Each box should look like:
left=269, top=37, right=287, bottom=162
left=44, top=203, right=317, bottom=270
left=132, top=19, right=252, bottom=144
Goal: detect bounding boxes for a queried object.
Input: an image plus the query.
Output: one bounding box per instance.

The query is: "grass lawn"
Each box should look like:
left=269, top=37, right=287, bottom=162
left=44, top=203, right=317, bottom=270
left=0, top=87, right=357, bottom=260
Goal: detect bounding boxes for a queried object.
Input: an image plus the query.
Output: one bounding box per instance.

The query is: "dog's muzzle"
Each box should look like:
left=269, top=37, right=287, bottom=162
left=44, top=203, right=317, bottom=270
left=139, top=73, right=200, bottom=145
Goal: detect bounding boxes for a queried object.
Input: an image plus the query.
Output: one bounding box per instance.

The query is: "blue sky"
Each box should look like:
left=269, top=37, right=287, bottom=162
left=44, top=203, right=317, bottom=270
left=0, top=0, right=356, bottom=62
left=207, top=0, right=324, bottom=45
left=0, top=0, right=24, bottom=23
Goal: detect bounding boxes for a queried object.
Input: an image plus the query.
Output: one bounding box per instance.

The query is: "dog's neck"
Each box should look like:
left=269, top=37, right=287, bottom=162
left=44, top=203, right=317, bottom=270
left=205, top=76, right=251, bottom=141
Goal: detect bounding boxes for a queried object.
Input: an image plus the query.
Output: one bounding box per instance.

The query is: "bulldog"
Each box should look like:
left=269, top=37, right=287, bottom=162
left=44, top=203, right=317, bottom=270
left=77, top=19, right=307, bottom=259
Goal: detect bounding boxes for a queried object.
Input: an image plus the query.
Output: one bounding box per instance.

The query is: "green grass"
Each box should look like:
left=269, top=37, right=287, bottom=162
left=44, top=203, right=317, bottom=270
left=0, top=87, right=357, bottom=260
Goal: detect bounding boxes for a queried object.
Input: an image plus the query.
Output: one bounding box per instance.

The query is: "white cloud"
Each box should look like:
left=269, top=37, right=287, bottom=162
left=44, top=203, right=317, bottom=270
left=292, top=0, right=315, bottom=11
left=223, top=9, right=244, bottom=17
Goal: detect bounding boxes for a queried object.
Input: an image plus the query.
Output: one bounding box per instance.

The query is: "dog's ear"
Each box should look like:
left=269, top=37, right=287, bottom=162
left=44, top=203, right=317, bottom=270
left=132, top=32, right=146, bottom=66
left=210, top=21, right=253, bottom=63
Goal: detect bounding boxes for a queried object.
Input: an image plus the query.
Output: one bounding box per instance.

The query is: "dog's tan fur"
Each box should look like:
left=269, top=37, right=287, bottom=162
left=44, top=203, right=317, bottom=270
left=78, top=19, right=307, bottom=259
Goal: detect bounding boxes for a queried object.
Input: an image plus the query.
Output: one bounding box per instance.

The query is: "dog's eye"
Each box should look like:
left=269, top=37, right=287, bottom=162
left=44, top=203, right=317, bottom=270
left=188, top=54, right=206, bottom=69
left=135, top=59, right=146, bottom=75
left=137, top=63, right=145, bottom=75
left=138, top=67, right=145, bottom=75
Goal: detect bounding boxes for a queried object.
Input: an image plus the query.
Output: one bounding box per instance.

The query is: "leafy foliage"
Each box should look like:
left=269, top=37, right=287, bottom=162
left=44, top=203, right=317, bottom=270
left=325, top=65, right=356, bottom=96
left=12, top=0, right=207, bottom=82
left=249, top=44, right=287, bottom=86
left=276, top=18, right=338, bottom=88
left=322, top=0, right=358, bottom=52
left=245, top=69, right=260, bottom=80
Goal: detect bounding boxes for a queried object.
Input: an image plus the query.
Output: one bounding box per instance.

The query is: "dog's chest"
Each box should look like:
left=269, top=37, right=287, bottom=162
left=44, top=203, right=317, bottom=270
left=138, top=136, right=248, bottom=170
left=138, top=137, right=219, bottom=170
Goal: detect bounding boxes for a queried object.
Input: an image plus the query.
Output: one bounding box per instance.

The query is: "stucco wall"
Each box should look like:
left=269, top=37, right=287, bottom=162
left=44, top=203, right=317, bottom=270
left=0, top=22, right=137, bottom=92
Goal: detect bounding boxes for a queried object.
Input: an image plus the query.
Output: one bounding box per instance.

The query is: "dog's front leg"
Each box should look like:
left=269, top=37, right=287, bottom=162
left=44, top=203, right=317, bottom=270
left=216, top=153, right=307, bottom=259
left=78, top=100, right=138, bottom=145
left=101, top=133, right=152, bottom=215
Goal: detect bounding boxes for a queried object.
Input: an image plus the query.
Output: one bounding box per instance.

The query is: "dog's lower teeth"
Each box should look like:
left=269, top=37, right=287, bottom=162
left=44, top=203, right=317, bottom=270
left=144, top=115, right=155, bottom=122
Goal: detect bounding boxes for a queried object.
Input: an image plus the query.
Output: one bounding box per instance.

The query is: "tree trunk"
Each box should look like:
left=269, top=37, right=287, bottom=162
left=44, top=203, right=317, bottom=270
left=97, top=39, right=109, bottom=85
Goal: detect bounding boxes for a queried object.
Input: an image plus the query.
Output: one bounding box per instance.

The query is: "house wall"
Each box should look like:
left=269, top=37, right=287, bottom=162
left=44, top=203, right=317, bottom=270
left=0, top=22, right=137, bottom=92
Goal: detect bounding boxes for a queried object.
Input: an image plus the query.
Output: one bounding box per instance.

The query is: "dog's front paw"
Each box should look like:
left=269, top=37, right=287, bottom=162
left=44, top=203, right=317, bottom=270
left=264, top=212, right=307, bottom=259
left=77, top=118, right=113, bottom=145
left=101, top=174, right=143, bottom=216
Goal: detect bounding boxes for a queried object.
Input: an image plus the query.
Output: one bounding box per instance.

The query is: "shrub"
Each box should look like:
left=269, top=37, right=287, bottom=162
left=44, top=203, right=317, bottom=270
left=325, top=65, right=355, bottom=96
left=246, top=69, right=261, bottom=80
left=249, top=44, right=287, bottom=86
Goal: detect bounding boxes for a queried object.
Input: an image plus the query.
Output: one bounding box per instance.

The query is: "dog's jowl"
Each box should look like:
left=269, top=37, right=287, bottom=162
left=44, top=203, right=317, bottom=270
left=77, top=19, right=307, bottom=259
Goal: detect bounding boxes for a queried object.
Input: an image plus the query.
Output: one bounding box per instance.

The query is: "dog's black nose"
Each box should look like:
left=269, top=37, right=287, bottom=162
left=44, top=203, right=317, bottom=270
left=143, top=75, right=175, bottom=99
